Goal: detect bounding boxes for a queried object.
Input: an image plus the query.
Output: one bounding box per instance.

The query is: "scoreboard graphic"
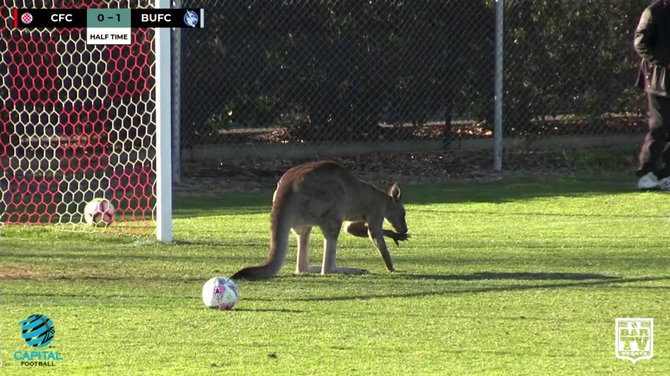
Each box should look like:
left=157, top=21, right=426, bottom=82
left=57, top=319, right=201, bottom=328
left=13, top=8, right=204, bottom=44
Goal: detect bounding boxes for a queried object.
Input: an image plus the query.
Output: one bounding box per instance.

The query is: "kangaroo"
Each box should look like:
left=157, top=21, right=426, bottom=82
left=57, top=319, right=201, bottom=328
left=231, top=160, right=409, bottom=279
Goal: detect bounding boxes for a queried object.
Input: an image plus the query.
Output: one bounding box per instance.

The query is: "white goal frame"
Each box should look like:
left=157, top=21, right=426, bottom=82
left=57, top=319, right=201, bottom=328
left=155, top=0, right=172, bottom=242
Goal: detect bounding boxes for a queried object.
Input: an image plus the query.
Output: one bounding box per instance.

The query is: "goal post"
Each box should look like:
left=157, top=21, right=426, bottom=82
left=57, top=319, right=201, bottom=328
left=155, top=0, right=172, bottom=242
left=0, top=0, right=173, bottom=241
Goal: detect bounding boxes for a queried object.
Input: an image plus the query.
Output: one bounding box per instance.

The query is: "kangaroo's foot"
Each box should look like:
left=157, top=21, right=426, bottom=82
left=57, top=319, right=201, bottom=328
left=307, top=265, right=368, bottom=275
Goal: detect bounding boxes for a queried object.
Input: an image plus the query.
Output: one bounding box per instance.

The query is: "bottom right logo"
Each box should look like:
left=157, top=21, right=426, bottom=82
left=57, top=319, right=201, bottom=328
left=615, top=318, right=653, bottom=364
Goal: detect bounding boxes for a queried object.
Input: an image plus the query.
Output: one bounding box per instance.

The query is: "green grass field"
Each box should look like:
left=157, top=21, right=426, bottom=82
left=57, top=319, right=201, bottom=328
left=1, top=175, right=669, bottom=375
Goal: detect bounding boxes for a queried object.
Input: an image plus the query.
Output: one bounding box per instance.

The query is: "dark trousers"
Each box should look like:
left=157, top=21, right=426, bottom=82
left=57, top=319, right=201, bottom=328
left=638, top=93, right=670, bottom=178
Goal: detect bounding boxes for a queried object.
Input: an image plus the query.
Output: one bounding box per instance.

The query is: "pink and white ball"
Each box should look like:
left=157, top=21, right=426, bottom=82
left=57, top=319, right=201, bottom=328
left=83, top=198, right=116, bottom=226
left=202, top=277, right=239, bottom=310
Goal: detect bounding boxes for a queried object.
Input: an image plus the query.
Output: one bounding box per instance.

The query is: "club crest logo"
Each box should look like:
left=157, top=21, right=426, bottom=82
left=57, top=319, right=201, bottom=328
left=615, top=318, right=653, bottom=364
left=21, top=12, right=33, bottom=24
left=183, top=10, right=199, bottom=27
left=18, top=314, right=55, bottom=348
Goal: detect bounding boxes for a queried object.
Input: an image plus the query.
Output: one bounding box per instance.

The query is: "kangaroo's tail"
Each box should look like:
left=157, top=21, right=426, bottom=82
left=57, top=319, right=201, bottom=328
left=231, top=198, right=293, bottom=280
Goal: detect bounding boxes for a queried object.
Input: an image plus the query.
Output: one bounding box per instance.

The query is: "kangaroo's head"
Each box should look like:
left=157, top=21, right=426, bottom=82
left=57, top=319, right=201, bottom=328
left=385, top=182, right=408, bottom=234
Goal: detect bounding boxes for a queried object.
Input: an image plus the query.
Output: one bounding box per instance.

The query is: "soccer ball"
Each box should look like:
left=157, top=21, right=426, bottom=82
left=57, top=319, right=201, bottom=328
left=83, top=198, right=115, bottom=226
left=202, top=277, right=239, bottom=310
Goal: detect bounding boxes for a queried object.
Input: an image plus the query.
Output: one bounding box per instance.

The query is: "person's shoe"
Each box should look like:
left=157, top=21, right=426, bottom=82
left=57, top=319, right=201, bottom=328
left=658, top=177, right=670, bottom=191
left=638, top=172, right=660, bottom=191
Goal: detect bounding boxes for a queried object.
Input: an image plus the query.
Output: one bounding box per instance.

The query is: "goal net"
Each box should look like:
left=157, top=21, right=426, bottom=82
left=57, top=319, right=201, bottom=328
left=0, top=0, right=161, bottom=234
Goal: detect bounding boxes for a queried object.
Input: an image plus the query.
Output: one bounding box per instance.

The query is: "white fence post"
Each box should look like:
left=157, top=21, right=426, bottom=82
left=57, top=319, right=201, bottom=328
left=171, top=0, right=182, bottom=185
left=494, top=0, right=504, bottom=172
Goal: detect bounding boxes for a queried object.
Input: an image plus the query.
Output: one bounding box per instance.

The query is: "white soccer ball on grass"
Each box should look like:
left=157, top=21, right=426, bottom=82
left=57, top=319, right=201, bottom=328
left=202, top=277, right=239, bottom=310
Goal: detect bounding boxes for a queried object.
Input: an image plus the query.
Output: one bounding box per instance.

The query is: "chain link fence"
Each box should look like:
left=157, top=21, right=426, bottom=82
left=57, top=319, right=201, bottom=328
left=177, top=0, right=650, bottom=166
left=501, top=0, right=647, bottom=140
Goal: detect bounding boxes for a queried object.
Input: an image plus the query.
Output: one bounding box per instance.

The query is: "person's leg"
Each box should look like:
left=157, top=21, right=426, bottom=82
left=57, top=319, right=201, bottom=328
left=658, top=143, right=670, bottom=179
left=657, top=96, right=670, bottom=179
left=638, top=94, right=667, bottom=177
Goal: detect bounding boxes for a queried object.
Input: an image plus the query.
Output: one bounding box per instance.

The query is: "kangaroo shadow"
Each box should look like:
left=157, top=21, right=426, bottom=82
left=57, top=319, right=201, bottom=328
left=290, top=273, right=669, bottom=302
left=403, top=272, right=622, bottom=281
left=233, top=308, right=305, bottom=313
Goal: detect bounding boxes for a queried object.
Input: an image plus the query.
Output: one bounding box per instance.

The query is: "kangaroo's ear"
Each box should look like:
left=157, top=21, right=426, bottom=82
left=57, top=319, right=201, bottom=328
left=388, top=183, right=402, bottom=203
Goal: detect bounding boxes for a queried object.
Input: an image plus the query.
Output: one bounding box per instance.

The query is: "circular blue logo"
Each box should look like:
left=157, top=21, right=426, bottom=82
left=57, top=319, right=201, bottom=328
left=184, top=10, right=199, bottom=27
left=18, top=314, right=55, bottom=348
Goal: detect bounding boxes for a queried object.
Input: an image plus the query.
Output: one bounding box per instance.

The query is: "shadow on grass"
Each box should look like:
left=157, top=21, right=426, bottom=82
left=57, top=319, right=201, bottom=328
left=406, top=176, right=635, bottom=205
left=174, top=193, right=270, bottom=219
left=234, top=308, right=305, bottom=313
left=288, top=274, right=670, bottom=302
left=415, top=208, right=666, bottom=219
left=173, top=175, right=639, bottom=219
left=404, top=272, right=622, bottom=281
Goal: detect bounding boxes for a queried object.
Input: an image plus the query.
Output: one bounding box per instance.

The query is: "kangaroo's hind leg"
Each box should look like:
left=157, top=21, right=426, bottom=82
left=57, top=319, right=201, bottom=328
left=294, top=226, right=312, bottom=274
left=312, top=217, right=367, bottom=275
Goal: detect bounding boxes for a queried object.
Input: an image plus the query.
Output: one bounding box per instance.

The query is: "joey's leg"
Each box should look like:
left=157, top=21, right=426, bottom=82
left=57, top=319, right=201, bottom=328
left=346, top=222, right=409, bottom=245
left=345, top=222, right=368, bottom=238
left=294, top=226, right=312, bottom=273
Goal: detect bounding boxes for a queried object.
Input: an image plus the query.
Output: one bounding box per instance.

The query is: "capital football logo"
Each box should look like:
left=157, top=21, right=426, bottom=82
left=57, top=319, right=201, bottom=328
left=18, top=314, right=55, bottom=348
left=615, top=318, right=653, bottom=364
left=15, top=314, right=63, bottom=366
